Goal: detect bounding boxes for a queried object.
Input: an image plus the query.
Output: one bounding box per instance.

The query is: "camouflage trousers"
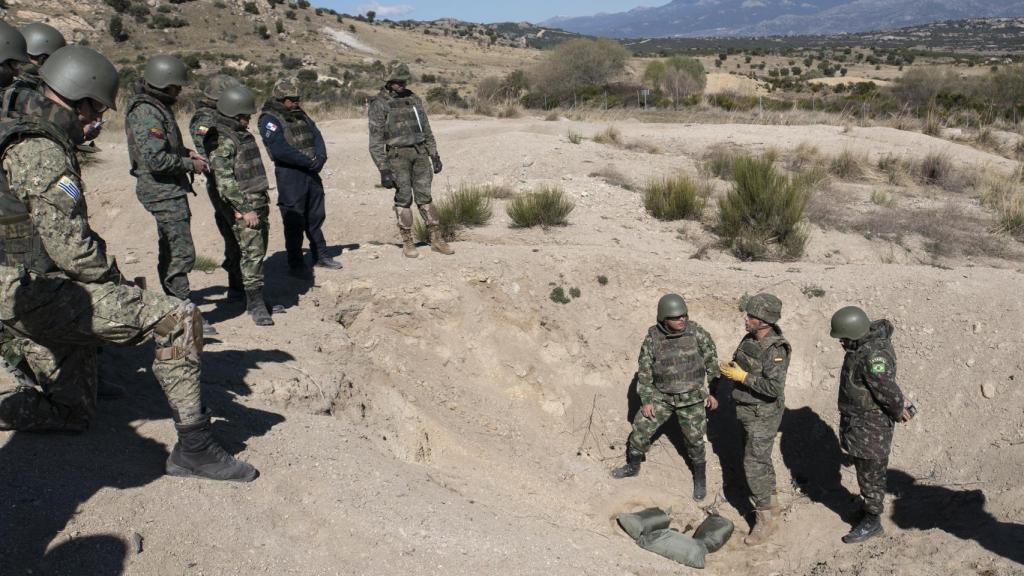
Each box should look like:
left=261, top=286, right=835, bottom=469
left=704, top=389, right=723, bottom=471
left=735, top=400, right=784, bottom=509
left=627, top=389, right=707, bottom=465
left=0, top=275, right=204, bottom=431
left=144, top=196, right=195, bottom=300
left=207, top=182, right=243, bottom=291
left=230, top=207, right=269, bottom=291
left=853, top=456, right=889, bottom=515
left=387, top=145, right=433, bottom=208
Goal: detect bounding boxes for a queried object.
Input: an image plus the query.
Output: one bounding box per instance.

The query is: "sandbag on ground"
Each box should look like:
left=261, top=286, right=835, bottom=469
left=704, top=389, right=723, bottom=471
left=692, top=513, right=735, bottom=553
left=616, top=507, right=671, bottom=541
left=638, top=528, right=707, bottom=569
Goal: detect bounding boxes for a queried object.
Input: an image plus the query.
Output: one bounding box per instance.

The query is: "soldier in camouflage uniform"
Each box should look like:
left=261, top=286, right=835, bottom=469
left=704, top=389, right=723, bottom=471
left=189, top=74, right=244, bottom=299
left=18, top=22, right=65, bottom=85
left=207, top=85, right=274, bottom=326
left=0, top=45, right=256, bottom=481
left=124, top=55, right=215, bottom=333
left=368, top=62, right=452, bottom=258
left=831, top=305, right=912, bottom=543
left=611, top=293, right=721, bottom=501
left=259, top=76, right=342, bottom=274
left=0, top=20, right=28, bottom=89
left=720, top=293, right=791, bottom=546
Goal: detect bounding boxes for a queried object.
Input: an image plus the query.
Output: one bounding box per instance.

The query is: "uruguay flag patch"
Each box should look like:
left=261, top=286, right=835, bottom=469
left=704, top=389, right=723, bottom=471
left=57, top=176, right=82, bottom=203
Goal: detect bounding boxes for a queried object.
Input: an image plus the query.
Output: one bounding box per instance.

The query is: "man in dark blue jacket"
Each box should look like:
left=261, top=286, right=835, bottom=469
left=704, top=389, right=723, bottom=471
left=258, top=77, right=341, bottom=275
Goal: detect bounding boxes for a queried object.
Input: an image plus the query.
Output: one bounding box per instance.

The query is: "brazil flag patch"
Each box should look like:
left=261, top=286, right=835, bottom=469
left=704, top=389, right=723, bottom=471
left=870, top=357, right=888, bottom=374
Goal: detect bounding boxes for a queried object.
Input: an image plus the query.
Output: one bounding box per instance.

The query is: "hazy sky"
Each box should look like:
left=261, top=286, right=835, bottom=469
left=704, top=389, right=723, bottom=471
left=320, top=1, right=651, bottom=23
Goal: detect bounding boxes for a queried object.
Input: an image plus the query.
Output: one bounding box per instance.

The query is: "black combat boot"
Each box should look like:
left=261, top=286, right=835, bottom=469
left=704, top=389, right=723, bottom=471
left=166, top=416, right=258, bottom=482
left=611, top=451, right=643, bottom=479
left=842, top=513, right=883, bottom=543
left=692, top=462, right=707, bottom=501
left=245, top=289, right=275, bottom=326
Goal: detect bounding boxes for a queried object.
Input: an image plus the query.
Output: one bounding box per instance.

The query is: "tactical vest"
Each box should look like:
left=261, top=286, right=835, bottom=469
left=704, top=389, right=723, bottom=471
left=648, top=325, right=706, bottom=395
left=382, top=92, right=426, bottom=148
left=213, top=115, right=269, bottom=206
left=124, top=88, right=187, bottom=177
left=262, top=101, right=316, bottom=158
left=838, top=341, right=892, bottom=415
left=0, top=117, right=78, bottom=274
left=732, top=329, right=791, bottom=405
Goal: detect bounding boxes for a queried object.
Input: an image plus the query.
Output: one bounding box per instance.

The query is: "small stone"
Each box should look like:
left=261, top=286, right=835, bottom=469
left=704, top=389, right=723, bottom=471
left=972, top=322, right=983, bottom=334
left=981, top=382, right=996, bottom=399
left=965, top=358, right=976, bottom=368
left=131, top=532, right=144, bottom=554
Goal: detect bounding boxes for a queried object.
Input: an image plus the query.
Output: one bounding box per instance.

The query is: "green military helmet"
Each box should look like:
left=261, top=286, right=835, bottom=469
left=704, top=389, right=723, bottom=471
left=745, top=292, right=782, bottom=324
left=39, top=45, right=120, bottom=110
left=830, top=305, right=870, bottom=340
left=217, top=85, right=257, bottom=117
left=203, top=73, right=242, bottom=100
left=271, top=76, right=299, bottom=100
left=657, top=293, right=688, bottom=322
left=0, top=20, right=29, bottom=64
left=143, top=54, right=191, bottom=89
left=21, top=22, right=66, bottom=59
left=387, top=62, right=412, bottom=84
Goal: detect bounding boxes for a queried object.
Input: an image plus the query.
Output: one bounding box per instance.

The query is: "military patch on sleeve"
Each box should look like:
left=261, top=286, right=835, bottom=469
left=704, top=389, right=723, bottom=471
left=148, top=127, right=165, bottom=140
left=195, top=125, right=209, bottom=136
left=57, top=175, right=82, bottom=203
left=265, top=122, right=278, bottom=132
left=870, top=357, right=888, bottom=374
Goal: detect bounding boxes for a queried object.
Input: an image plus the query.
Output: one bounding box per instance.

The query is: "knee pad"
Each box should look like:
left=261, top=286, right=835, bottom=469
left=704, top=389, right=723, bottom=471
left=153, top=301, right=203, bottom=362
left=418, top=202, right=440, bottom=226
left=394, top=206, right=414, bottom=229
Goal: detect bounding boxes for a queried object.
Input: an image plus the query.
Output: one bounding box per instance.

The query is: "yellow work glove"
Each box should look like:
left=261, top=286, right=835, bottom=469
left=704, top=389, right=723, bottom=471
left=720, top=361, right=748, bottom=383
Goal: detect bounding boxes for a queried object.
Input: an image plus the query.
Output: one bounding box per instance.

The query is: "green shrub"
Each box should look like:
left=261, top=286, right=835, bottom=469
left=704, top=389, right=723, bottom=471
left=917, top=152, right=955, bottom=189
left=871, top=189, right=895, bottom=207
left=717, top=155, right=818, bottom=260
left=243, top=1, right=259, bottom=14
left=702, top=145, right=738, bottom=179
left=414, top=185, right=493, bottom=242
left=507, top=185, right=574, bottom=228
left=597, top=275, right=608, bottom=285
left=643, top=175, right=708, bottom=221
left=829, top=149, right=867, bottom=180
left=194, top=255, right=219, bottom=273
left=550, top=286, right=570, bottom=304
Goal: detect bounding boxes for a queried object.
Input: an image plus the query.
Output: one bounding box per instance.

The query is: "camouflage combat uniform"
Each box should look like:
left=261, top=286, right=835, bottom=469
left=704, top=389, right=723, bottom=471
left=838, top=319, right=905, bottom=516
left=626, top=321, right=720, bottom=465
left=190, top=99, right=242, bottom=292
left=0, top=109, right=206, bottom=432
left=730, top=326, right=791, bottom=509
left=124, top=82, right=196, bottom=300
left=367, top=87, right=440, bottom=227
left=206, top=114, right=270, bottom=292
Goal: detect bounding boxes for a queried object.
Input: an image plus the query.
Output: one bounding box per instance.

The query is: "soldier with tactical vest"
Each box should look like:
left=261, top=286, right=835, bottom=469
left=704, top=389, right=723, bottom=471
left=368, top=63, right=452, bottom=258
left=258, top=76, right=342, bottom=275
left=0, top=20, right=28, bottom=89
left=0, top=45, right=256, bottom=481
left=190, top=74, right=244, bottom=299
left=611, top=294, right=721, bottom=502
left=719, top=293, right=791, bottom=546
left=124, top=54, right=215, bottom=334
left=206, top=85, right=274, bottom=326
left=830, top=305, right=912, bottom=544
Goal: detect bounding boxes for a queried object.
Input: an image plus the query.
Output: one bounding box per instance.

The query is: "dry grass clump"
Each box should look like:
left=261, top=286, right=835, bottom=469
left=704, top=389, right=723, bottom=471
left=592, top=126, right=622, bottom=145
left=566, top=129, right=583, bottom=144
left=829, top=149, right=869, bottom=180
left=589, top=166, right=635, bottom=191
left=717, top=155, right=819, bottom=260
left=193, top=254, right=220, bottom=273
left=643, top=175, right=709, bottom=221
left=871, top=188, right=896, bottom=207
left=507, top=185, right=575, bottom=228
left=414, top=185, right=493, bottom=242
left=498, top=103, right=522, bottom=119
left=923, top=109, right=943, bottom=136
left=702, top=144, right=739, bottom=179
left=786, top=142, right=821, bottom=171
left=877, top=153, right=913, bottom=185
left=916, top=151, right=961, bottom=190
left=979, top=176, right=1024, bottom=236
left=544, top=110, right=560, bottom=121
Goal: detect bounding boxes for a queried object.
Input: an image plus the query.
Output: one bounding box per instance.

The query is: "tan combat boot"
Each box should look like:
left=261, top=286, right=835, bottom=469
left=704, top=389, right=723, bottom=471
left=395, top=206, right=418, bottom=258
left=428, top=225, right=454, bottom=255
left=399, top=228, right=419, bottom=258
left=419, top=203, right=454, bottom=255
left=744, top=507, right=776, bottom=546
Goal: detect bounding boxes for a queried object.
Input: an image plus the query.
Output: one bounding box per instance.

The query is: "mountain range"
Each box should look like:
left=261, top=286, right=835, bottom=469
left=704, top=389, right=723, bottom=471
left=542, top=0, right=1024, bottom=38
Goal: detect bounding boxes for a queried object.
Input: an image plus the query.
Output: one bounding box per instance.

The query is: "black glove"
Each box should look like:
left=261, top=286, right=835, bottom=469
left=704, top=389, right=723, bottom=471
left=310, top=155, right=326, bottom=173
left=431, top=155, right=442, bottom=175
left=380, top=169, right=396, bottom=189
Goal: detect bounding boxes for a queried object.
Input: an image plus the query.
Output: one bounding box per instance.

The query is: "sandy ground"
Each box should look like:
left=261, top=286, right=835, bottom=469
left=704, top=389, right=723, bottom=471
left=1, top=116, right=1023, bottom=576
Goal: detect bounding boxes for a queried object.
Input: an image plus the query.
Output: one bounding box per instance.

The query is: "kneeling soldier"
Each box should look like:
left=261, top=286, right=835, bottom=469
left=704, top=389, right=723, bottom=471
left=611, top=293, right=720, bottom=501
left=207, top=85, right=273, bottom=326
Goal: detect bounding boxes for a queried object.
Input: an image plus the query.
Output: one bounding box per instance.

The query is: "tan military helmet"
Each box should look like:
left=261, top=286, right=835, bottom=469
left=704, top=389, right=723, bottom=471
left=271, top=76, right=299, bottom=100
